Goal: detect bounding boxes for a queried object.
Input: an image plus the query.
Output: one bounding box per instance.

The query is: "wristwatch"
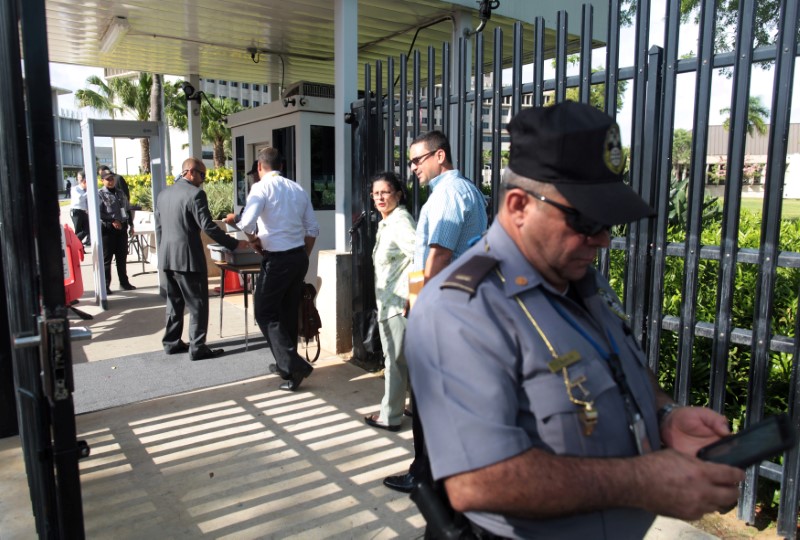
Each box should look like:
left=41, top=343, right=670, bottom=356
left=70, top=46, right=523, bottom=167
left=657, top=403, right=681, bottom=425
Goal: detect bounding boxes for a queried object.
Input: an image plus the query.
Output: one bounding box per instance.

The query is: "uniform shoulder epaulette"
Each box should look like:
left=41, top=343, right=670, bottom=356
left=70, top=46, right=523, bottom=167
left=440, top=255, right=498, bottom=296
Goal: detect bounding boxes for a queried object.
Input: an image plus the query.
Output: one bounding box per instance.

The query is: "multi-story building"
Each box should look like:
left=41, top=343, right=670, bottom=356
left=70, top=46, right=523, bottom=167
left=198, top=78, right=279, bottom=109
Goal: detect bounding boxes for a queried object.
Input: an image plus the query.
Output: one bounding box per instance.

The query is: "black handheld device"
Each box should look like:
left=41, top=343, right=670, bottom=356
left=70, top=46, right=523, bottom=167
left=697, top=413, right=797, bottom=469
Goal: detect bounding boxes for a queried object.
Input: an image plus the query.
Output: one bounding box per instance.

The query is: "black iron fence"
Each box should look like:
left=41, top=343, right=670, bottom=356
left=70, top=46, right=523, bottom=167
left=351, top=0, right=800, bottom=535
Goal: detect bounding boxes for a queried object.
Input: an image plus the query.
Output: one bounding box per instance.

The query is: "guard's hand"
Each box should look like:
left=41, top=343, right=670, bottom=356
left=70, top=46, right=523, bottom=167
left=635, top=449, right=743, bottom=520
left=112, top=219, right=122, bottom=230
left=661, top=406, right=731, bottom=456
left=224, top=213, right=236, bottom=225
left=236, top=240, right=250, bottom=250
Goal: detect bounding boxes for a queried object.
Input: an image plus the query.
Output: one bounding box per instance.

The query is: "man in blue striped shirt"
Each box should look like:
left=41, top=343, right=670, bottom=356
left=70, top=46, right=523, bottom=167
left=411, top=131, right=488, bottom=280
left=383, top=130, right=488, bottom=494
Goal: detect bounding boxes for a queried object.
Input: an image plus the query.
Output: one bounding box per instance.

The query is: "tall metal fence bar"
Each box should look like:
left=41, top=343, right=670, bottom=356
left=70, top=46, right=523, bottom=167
left=349, top=1, right=800, bottom=535
left=772, top=0, right=800, bottom=534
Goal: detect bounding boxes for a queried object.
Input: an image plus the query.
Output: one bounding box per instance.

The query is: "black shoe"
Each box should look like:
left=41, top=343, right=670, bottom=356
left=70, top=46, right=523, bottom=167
left=383, top=473, right=416, bottom=493
left=279, top=364, right=313, bottom=391
left=120, top=283, right=137, bottom=291
left=365, top=414, right=401, bottom=432
left=191, top=346, right=224, bottom=361
left=404, top=408, right=414, bottom=418
left=268, top=363, right=290, bottom=380
left=106, top=288, right=113, bottom=295
left=165, top=341, right=189, bottom=354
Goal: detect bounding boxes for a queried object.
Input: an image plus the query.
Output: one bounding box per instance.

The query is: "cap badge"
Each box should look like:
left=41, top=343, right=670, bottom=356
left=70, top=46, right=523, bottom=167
left=603, top=124, right=625, bottom=175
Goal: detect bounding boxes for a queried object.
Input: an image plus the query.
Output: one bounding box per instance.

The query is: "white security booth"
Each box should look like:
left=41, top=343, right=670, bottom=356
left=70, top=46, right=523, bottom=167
left=226, top=91, right=337, bottom=290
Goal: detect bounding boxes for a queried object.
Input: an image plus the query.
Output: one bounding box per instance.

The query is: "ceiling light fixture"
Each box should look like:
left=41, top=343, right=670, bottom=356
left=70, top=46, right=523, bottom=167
left=99, top=16, right=130, bottom=54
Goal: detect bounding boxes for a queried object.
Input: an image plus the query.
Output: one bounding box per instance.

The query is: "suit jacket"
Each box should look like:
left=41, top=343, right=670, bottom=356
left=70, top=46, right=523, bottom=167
left=155, top=177, right=238, bottom=273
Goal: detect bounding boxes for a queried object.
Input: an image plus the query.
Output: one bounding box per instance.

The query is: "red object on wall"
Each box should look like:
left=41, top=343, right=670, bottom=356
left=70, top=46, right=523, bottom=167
left=63, top=224, right=84, bottom=304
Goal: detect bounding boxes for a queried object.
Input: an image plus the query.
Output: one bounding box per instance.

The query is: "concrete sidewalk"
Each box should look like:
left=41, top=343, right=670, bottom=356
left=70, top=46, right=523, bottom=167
left=0, top=211, right=718, bottom=539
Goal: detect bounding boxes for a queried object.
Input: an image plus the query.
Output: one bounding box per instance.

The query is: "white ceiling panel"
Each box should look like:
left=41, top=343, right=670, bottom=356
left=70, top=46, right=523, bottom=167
left=44, top=0, right=579, bottom=89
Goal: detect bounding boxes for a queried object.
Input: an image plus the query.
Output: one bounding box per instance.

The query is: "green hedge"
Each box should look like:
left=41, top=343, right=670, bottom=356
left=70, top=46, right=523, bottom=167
left=610, top=205, right=800, bottom=424
left=609, top=199, right=800, bottom=512
left=123, top=168, right=233, bottom=219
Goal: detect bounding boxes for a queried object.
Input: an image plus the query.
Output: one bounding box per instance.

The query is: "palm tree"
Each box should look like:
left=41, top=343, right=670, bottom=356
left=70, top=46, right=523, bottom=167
left=720, top=96, right=770, bottom=136
left=163, top=81, right=188, bottom=131
left=201, top=97, right=244, bottom=168
left=75, top=72, right=155, bottom=173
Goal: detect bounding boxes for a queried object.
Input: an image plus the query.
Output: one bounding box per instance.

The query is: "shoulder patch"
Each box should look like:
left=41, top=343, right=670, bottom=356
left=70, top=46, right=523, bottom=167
left=440, top=255, right=498, bottom=296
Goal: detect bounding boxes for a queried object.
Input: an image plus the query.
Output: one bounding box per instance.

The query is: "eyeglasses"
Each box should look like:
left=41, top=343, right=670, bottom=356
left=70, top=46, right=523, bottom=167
left=371, top=190, right=395, bottom=199
left=408, top=150, right=437, bottom=168
left=504, top=183, right=610, bottom=237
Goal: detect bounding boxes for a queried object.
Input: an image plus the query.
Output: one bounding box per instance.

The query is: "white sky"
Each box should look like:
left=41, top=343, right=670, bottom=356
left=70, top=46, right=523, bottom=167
left=50, top=64, right=104, bottom=115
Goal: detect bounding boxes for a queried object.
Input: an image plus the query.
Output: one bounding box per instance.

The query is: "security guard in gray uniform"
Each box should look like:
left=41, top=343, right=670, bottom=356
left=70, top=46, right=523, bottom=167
left=405, top=101, right=744, bottom=539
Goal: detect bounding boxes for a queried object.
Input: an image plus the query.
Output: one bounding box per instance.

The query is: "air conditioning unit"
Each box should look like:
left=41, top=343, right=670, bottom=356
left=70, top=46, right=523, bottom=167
left=282, top=81, right=335, bottom=100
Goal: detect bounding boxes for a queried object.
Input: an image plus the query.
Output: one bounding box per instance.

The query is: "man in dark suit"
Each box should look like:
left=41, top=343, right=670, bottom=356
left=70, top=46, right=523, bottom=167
left=155, top=157, right=248, bottom=360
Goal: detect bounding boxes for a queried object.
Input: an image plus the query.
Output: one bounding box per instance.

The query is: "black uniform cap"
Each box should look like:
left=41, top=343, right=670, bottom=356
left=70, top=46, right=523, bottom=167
left=506, top=101, right=655, bottom=226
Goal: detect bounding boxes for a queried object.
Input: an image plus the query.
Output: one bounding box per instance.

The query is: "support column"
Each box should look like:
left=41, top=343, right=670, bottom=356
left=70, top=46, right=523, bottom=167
left=328, top=0, right=358, bottom=354
left=187, top=73, right=202, bottom=160
left=334, top=0, right=356, bottom=252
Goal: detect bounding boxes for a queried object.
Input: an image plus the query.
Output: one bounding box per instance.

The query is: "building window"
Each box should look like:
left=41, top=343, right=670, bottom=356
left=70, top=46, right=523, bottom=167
left=242, top=99, right=250, bottom=107
left=220, top=80, right=227, bottom=85
left=253, top=84, right=260, bottom=91
left=253, top=101, right=260, bottom=107
left=207, top=79, right=215, bottom=83
left=231, top=81, right=239, bottom=88
left=310, top=125, right=336, bottom=210
left=242, top=83, right=249, bottom=89
left=232, top=97, right=239, bottom=103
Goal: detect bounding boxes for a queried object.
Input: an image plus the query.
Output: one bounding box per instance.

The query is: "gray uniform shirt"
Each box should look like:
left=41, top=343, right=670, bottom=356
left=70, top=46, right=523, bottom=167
left=405, top=221, right=661, bottom=539
left=98, top=186, right=130, bottom=224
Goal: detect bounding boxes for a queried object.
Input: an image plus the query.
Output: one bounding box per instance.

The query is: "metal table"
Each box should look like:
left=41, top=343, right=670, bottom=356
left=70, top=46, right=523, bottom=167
left=214, top=261, right=261, bottom=349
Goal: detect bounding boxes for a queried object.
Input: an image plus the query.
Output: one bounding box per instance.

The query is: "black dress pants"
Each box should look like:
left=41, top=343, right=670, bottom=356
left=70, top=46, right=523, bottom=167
left=253, top=247, right=309, bottom=378
left=409, top=390, right=433, bottom=483
left=163, top=270, right=209, bottom=354
left=101, top=224, right=130, bottom=287
left=71, top=209, right=89, bottom=244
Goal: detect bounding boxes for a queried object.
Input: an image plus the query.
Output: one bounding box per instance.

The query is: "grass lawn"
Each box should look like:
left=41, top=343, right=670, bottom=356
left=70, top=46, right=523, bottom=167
left=740, top=198, right=800, bottom=220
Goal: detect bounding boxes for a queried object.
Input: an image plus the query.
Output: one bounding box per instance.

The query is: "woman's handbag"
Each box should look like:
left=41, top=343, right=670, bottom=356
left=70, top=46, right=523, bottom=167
left=361, top=308, right=382, bottom=355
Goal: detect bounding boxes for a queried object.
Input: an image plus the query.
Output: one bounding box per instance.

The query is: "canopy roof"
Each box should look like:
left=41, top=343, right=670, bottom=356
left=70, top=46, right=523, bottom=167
left=44, top=0, right=590, bottom=89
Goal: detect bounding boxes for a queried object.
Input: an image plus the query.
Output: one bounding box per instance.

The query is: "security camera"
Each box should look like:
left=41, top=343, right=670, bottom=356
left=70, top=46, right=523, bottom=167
left=181, top=81, right=201, bottom=102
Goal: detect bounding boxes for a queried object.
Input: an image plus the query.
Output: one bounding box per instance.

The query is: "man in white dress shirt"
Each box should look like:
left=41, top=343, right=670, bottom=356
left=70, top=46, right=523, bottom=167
left=239, top=147, right=320, bottom=391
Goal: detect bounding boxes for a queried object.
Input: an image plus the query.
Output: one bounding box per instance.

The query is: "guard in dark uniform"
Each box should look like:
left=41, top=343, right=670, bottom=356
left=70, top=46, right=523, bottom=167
left=405, top=102, right=743, bottom=539
left=99, top=171, right=135, bottom=293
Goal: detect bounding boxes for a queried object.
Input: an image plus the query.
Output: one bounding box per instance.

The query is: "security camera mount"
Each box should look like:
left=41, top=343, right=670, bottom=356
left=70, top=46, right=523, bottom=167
left=180, top=81, right=201, bottom=102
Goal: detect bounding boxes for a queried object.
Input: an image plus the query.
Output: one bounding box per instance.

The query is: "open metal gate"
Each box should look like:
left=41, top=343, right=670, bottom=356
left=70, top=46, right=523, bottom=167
left=0, top=0, right=87, bottom=537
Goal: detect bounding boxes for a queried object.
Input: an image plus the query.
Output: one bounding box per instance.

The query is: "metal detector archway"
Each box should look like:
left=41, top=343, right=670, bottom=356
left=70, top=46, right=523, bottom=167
left=80, top=119, right=167, bottom=309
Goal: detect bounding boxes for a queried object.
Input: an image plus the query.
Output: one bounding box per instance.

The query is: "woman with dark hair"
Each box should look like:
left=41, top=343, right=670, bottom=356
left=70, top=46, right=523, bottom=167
left=364, top=171, right=416, bottom=431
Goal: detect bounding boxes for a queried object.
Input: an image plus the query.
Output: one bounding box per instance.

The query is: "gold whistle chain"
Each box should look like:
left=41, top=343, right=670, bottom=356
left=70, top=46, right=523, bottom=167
left=495, top=269, right=596, bottom=414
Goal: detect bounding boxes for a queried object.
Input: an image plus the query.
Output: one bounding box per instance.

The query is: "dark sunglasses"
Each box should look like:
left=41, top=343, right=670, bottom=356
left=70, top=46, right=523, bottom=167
left=504, top=183, right=610, bottom=237
left=407, top=149, right=437, bottom=168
